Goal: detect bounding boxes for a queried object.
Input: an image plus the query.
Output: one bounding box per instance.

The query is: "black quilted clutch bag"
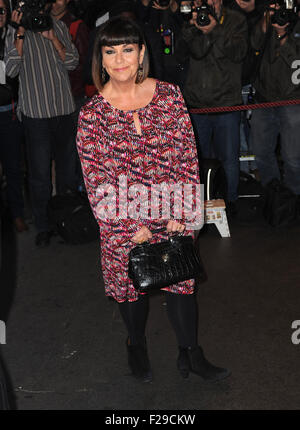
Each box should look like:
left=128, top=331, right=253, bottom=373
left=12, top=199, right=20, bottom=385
left=128, top=229, right=206, bottom=292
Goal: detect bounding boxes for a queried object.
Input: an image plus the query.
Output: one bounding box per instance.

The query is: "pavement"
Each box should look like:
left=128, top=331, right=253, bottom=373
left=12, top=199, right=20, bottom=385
left=1, top=203, right=300, bottom=411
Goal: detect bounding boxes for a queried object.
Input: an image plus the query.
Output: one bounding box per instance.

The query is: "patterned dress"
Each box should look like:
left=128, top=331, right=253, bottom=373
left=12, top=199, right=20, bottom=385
left=76, top=80, right=201, bottom=302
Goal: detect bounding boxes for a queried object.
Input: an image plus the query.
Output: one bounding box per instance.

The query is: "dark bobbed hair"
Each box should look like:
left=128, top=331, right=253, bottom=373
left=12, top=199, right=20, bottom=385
left=92, top=17, right=149, bottom=91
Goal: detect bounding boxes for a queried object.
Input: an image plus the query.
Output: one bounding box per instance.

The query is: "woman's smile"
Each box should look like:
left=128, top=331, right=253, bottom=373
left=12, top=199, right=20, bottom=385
left=114, top=66, right=129, bottom=72
left=101, top=43, right=145, bottom=83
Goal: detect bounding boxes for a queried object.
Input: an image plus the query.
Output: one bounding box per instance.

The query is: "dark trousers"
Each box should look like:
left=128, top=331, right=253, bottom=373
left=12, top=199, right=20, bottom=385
left=191, top=111, right=241, bottom=202
left=118, top=293, right=198, bottom=348
left=0, top=110, right=24, bottom=218
left=251, top=105, right=300, bottom=195
left=22, top=114, right=77, bottom=232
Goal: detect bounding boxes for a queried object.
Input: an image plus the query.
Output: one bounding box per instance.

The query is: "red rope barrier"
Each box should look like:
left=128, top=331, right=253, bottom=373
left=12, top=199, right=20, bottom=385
left=189, top=98, right=300, bottom=114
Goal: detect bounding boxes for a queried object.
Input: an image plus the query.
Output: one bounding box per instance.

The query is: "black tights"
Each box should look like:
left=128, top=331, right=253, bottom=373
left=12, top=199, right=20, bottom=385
left=118, top=293, right=198, bottom=348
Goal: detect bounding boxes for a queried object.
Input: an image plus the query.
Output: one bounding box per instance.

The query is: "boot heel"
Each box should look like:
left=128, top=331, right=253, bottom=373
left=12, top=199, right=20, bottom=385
left=187, top=346, right=231, bottom=382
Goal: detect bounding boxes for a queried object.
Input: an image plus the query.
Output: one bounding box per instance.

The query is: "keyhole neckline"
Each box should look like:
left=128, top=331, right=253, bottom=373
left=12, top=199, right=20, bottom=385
left=97, top=80, right=159, bottom=114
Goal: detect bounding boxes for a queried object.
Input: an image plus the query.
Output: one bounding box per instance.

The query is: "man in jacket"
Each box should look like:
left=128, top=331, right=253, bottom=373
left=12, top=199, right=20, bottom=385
left=176, top=0, right=248, bottom=211
left=5, top=2, right=79, bottom=247
left=250, top=4, right=300, bottom=195
left=0, top=0, right=27, bottom=232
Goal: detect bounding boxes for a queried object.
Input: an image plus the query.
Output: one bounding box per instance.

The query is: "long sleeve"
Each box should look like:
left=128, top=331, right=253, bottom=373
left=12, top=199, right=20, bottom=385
left=177, top=9, right=247, bottom=64
left=171, top=86, right=203, bottom=230
left=278, top=21, right=300, bottom=67
left=251, top=16, right=267, bottom=51
left=76, top=106, right=149, bottom=249
left=176, top=24, right=212, bottom=61
left=55, top=20, right=79, bottom=71
left=211, top=13, right=248, bottom=63
left=4, top=26, right=21, bottom=78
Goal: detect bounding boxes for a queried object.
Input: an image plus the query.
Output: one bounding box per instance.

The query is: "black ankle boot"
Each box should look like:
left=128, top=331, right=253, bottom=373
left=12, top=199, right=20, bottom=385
left=177, top=346, right=231, bottom=382
left=126, top=337, right=153, bottom=383
left=177, top=347, right=190, bottom=379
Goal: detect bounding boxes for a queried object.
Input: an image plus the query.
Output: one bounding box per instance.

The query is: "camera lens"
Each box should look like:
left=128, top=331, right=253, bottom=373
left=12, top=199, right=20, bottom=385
left=196, top=11, right=210, bottom=26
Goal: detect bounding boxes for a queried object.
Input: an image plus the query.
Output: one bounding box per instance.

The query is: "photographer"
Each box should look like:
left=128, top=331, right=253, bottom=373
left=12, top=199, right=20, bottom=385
left=225, top=0, right=264, bottom=85
left=137, top=0, right=186, bottom=86
left=4, top=0, right=79, bottom=247
left=176, top=0, right=248, bottom=211
left=250, top=1, right=300, bottom=195
left=225, top=0, right=263, bottom=176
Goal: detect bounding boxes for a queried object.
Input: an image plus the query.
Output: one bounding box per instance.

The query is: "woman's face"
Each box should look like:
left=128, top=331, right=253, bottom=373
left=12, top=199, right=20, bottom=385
left=51, top=0, right=69, bottom=17
left=0, top=0, right=7, bottom=29
left=101, top=43, right=145, bottom=84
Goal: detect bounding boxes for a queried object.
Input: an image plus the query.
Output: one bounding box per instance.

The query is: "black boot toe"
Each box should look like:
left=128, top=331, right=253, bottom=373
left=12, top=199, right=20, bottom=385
left=177, top=346, right=231, bottom=382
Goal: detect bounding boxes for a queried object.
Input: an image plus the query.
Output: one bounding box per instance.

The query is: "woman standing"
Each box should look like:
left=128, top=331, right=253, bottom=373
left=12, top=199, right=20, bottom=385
left=76, top=17, right=230, bottom=383
left=0, top=0, right=27, bottom=232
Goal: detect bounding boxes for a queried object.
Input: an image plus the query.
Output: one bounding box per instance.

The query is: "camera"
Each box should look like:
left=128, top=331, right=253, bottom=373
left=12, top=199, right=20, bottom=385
left=180, top=2, right=193, bottom=21
left=195, top=4, right=213, bottom=26
left=268, top=0, right=298, bottom=26
left=179, top=1, right=217, bottom=27
left=13, top=0, right=55, bottom=32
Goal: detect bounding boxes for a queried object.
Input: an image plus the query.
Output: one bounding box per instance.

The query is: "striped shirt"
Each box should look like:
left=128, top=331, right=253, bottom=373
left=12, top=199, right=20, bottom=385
left=4, top=19, right=79, bottom=119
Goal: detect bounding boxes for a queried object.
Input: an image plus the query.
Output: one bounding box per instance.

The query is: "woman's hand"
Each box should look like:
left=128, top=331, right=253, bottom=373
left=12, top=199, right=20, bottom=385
left=166, top=220, right=185, bottom=233
left=131, top=221, right=185, bottom=245
left=131, top=226, right=153, bottom=244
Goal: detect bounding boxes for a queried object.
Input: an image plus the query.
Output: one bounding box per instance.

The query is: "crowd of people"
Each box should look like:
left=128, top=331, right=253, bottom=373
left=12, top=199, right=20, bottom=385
left=0, top=0, right=300, bottom=244
left=0, top=0, right=300, bottom=384
left=0, top=0, right=299, bottom=246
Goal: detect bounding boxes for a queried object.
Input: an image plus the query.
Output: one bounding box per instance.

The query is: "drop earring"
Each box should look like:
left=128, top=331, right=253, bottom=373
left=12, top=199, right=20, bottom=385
left=136, top=64, right=143, bottom=83
left=102, top=66, right=107, bottom=82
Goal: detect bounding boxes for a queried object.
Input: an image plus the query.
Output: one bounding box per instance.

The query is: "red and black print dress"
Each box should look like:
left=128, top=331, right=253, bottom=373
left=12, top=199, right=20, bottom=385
left=76, top=80, right=202, bottom=303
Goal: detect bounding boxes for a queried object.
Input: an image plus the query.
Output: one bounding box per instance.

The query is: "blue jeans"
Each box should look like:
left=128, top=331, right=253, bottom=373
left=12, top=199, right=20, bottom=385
left=191, top=111, right=241, bottom=202
left=251, top=105, right=300, bottom=195
left=0, top=109, right=25, bottom=218
left=23, top=114, right=77, bottom=232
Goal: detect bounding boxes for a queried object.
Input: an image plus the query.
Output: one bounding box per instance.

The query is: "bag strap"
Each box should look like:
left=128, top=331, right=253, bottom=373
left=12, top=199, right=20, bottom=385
left=150, top=228, right=183, bottom=236
left=150, top=227, right=166, bottom=234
